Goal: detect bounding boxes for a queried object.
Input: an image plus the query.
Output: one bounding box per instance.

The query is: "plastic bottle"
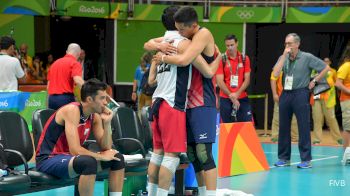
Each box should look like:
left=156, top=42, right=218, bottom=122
left=0, top=169, right=8, bottom=177
left=136, top=190, right=143, bottom=196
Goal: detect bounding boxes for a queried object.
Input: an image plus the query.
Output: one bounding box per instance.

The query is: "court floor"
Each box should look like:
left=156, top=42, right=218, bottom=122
left=19, top=143, right=350, bottom=196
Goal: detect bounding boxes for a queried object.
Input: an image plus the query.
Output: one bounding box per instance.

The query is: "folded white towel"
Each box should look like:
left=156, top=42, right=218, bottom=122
left=123, top=154, right=143, bottom=161
left=217, top=189, right=254, bottom=196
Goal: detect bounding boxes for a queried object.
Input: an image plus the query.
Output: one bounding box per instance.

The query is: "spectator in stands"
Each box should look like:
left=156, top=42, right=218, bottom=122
left=32, top=55, right=45, bottom=82
left=131, top=52, right=152, bottom=114
left=0, top=36, right=25, bottom=91
left=312, top=57, right=342, bottom=145
left=270, top=71, right=299, bottom=143
left=36, top=79, right=125, bottom=196
left=19, top=43, right=33, bottom=72
left=79, top=49, right=96, bottom=80
left=47, top=43, right=84, bottom=110
left=40, top=53, right=54, bottom=82
left=216, top=34, right=252, bottom=123
left=272, top=33, right=329, bottom=169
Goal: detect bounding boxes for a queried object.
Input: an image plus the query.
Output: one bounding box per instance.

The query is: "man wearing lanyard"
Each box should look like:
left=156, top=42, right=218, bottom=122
left=216, top=34, right=252, bottom=123
left=273, top=33, right=329, bottom=169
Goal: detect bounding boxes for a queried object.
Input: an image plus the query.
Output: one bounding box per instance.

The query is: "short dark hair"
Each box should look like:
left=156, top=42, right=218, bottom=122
left=161, top=6, right=179, bottom=31
left=81, top=78, right=108, bottom=101
left=0, top=36, right=15, bottom=50
left=224, top=34, right=238, bottom=42
left=174, top=6, right=198, bottom=27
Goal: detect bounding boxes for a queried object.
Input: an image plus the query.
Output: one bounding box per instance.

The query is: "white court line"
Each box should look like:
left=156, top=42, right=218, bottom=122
left=264, top=151, right=330, bottom=157
left=269, top=156, right=339, bottom=169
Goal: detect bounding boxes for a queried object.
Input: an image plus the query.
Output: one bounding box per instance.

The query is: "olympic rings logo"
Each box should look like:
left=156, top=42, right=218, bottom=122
left=236, top=10, right=255, bottom=20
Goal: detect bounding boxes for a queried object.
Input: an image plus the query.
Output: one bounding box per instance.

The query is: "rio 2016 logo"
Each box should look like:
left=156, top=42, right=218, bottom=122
left=236, top=10, right=255, bottom=20
left=0, top=100, right=8, bottom=107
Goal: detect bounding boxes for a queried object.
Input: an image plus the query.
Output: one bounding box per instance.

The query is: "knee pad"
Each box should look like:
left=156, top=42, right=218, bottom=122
left=73, top=155, right=97, bottom=175
left=187, top=144, right=203, bottom=173
left=161, top=156, right=179, bottom=175
left=196, top=143, right=216, bottom=171
left=101, top=153, right=125, bottom=171
left=150, top=152, right=163, bottom=166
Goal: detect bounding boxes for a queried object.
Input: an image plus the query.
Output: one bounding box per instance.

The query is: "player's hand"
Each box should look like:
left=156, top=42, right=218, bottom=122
left=99, top=149, right=120, bottom=161
left=131, top=92, right=137, bottom=102
left=100, top=106, right=113, bottom=123
left=153, top=52, right=164, bottom=65
left=158, top=41, right=177, bottom=55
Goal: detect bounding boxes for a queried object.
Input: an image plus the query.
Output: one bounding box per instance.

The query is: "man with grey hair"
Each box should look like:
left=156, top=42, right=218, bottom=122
left=47, top=43, right=85, bottom=110
left=272, top=33, right=329, bottom=169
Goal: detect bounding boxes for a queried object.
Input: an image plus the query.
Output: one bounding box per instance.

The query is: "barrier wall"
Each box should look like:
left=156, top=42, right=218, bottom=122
left=0, top=91, right=47, bottom=131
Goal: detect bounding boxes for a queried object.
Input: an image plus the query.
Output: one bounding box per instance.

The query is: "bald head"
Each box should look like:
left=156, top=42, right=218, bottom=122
left=66, top=43, right=81, bottom=59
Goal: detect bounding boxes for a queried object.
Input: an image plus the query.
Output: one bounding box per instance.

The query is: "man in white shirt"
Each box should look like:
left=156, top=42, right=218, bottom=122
left=0, top=36, right=25, bottom=91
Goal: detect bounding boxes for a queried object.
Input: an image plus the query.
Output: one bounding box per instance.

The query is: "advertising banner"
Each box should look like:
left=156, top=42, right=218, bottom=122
left=0, top=91, right=47, bottom=131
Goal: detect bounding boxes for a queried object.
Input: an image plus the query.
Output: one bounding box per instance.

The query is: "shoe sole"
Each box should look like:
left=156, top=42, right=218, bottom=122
left=274, top=164, right=290, bottom=167
left=341, top=147, right=350, bottom=166
left=297, top=165, right=312, bottom=169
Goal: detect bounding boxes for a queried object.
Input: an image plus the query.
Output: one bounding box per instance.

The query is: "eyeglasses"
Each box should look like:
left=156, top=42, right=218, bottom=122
left=284, top=42, right=295, bottom=46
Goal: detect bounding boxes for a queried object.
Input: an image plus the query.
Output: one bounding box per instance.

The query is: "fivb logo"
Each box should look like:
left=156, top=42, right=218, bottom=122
left=329, top=179, right=346, bottom=187
left=25, top=99, right=42, bottom=107
left=0, top=100, right=9, bottom=107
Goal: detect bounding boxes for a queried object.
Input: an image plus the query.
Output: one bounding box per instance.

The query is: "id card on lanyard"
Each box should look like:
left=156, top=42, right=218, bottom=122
left=227, top=56, right=241, bottom=88
left=284, top=59, right=295, bottom=90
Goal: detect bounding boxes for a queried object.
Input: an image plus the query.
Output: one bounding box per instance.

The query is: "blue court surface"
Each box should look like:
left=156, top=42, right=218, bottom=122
left=19, top=143, right=350, bottom=196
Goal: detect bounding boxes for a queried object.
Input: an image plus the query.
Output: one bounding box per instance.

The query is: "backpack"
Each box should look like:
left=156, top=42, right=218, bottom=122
left=140, top=69, right=157, bottom=96
left=221, top=53, right=247, bottom=83
left=222, top=53, right=246, bottom=68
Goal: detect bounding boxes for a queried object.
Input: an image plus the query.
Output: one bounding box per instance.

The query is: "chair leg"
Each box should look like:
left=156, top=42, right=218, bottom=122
left=74, top=183, right=80, bottom=196
left=174, top=169, right=185, bottom=195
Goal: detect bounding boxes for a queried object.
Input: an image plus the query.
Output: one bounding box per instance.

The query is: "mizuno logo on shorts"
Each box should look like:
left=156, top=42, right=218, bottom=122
left=199, top=133, right=208, bottom=140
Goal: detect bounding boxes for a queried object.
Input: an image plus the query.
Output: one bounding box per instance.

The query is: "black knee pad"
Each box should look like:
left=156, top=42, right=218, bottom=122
left=196, top=143, right=216, bottom=171
left=73, top=155, right=97, bottom=175
left=101, top=153, right=125, bottom=171
left=187, top=144, right=203, bottom=173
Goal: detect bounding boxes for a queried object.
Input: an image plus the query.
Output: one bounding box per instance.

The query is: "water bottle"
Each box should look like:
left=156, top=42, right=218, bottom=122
left=0, top=169, right=8, bottom=177
left=136, top=190, right=143, bottom=196
left=231, top=104, right=237, bottom=122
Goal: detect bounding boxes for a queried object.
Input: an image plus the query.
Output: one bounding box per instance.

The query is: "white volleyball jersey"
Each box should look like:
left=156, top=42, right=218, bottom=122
left=152, top=31, right=192, bottom=111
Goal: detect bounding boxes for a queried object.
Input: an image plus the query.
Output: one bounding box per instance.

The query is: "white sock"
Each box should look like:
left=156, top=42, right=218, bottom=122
left=109, top=192, right=122, bottom=196
left=148, top=182, right=158, bottom=196
left=198, top=186, right=207, bottom=196
left=206, top=190, right=216, bottom=196
left=156, top=187, right=169, bottom=196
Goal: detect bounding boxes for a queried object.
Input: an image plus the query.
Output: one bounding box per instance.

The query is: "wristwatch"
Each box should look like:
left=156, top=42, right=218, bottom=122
left=312, top=79, right=317, bottom=85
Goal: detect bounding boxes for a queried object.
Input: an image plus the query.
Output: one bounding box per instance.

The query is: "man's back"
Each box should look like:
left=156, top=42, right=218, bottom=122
left=47, top=54, right=82, bottom=95
left=0, top=54, right=24, bottom=91
left=152, top=31, right=191, bottom=111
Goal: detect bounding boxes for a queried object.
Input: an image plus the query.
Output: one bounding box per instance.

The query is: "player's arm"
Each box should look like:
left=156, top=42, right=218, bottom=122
left=92, top=109, right=113, bottom=151
left=144, top=36, right=177, bottom=54
left=162, top=29, right=211, bottom=66
left=61, top=106, right=103, bottom=159
left=61, top=106, right=116, bottom=161
left=148, top=54, right=159, bottom=87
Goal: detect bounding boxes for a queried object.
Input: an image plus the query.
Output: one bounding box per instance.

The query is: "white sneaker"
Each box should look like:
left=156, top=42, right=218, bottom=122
left=341, top=147, right=350, bottom=166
